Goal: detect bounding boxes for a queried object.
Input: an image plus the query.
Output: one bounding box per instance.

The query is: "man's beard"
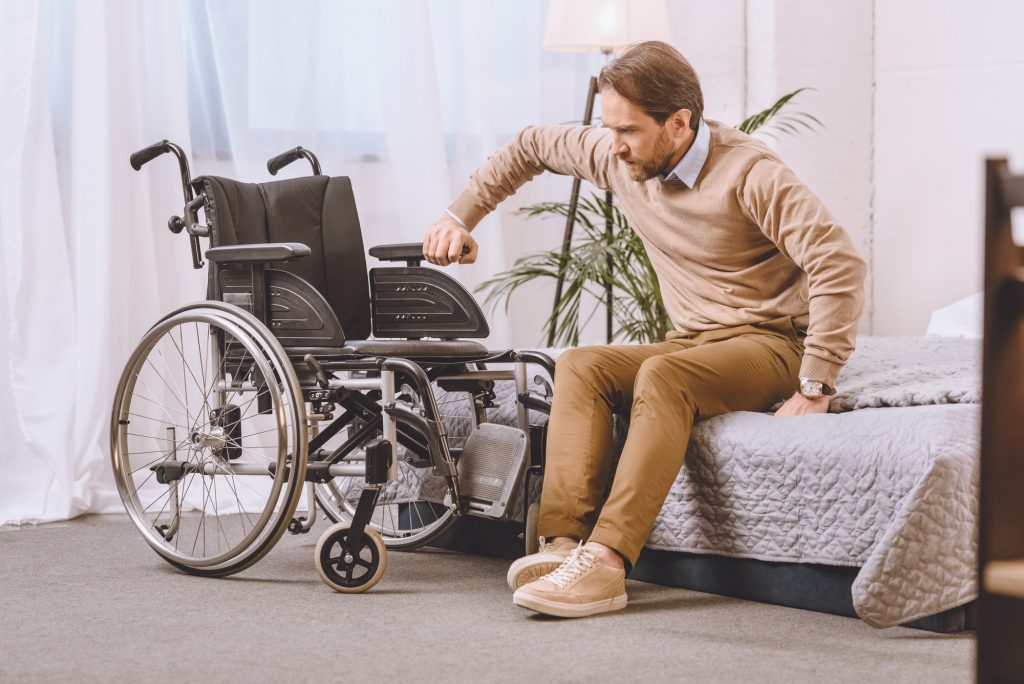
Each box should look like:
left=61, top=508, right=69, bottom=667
left=621, top=129, right=676, bottom=182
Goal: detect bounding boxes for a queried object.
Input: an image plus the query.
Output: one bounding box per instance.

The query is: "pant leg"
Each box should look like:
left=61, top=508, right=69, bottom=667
left=536, top=339, right=692, bottom=542
left=588, top=323, right=803, bottom=567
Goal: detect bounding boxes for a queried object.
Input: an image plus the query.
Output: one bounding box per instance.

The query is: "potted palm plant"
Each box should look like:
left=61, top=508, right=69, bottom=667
left=477, top=89, right=821, bottom=347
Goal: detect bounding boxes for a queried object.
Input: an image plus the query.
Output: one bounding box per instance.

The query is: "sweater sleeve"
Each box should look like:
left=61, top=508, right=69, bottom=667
left=447, top=125, right=614, bottom=229
left=740, top=157, right=867, bottom=388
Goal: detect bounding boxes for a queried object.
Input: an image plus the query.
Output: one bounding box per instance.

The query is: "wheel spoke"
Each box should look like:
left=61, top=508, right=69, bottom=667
left=142, top=357, right=192, bottom=425
left=113, top=308, right=303, bottom=573
left=167, top=326, right=214, bottom=431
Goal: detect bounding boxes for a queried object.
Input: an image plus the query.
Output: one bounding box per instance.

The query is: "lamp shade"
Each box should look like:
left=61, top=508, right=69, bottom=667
left=543, top=0, right=671, bottom=53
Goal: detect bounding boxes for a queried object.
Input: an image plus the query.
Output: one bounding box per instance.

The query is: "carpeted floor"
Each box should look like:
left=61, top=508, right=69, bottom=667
left=0, top=515, right=973, bottom=683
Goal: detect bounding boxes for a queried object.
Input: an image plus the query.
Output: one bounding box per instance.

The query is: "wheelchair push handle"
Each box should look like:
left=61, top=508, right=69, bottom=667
left=129, top=139, right=205, bottom=269
left=130, top=140, right=169, bottom=170
left=129, top=139, right=195, bottom=205
left=267, top=146, right=322, bottom=176
left=129, top=140, right=193, bottom=199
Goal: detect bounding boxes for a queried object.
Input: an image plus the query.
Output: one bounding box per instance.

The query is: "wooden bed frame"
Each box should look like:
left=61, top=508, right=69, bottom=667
left=978, top=157, right=1024, bottom=680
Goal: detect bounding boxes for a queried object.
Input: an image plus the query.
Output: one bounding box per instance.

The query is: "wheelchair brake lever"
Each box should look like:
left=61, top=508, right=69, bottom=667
left=303, top=354, right=331, bottom=389
left=533, top=374, right=553, bottom=399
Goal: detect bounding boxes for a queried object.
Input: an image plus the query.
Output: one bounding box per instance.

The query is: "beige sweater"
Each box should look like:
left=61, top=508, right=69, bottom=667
left=448, top=119, right=867, bottom=388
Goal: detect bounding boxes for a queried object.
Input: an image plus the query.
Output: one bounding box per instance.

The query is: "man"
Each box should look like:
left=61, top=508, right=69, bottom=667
left=422, top=41, right=866, bottom=618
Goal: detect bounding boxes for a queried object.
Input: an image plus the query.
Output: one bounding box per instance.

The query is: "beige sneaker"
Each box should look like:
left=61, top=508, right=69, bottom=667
left=512, top=544, right=627, bottom=618
left=506, top=537, right=578, bottom=591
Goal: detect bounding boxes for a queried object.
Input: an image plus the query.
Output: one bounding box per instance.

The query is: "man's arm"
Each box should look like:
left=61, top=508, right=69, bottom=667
left=424, top=125, right=614, bottom=265
left=739, top=157, right=868, bottom=390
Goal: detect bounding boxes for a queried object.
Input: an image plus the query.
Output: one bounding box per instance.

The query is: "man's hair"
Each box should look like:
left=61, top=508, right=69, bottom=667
left=598, top=41, right=704, bottom=131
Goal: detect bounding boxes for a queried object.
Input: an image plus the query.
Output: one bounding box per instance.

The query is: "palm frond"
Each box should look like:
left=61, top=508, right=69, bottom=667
left=739, top=88, right=823, bottom=138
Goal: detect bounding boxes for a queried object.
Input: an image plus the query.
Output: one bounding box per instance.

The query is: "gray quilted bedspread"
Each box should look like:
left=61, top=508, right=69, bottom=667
left=430, top=335, right=980, bottom=628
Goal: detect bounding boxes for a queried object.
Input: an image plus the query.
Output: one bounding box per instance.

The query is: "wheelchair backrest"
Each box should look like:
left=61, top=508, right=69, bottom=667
left=194, top=174, right=372, bottom=341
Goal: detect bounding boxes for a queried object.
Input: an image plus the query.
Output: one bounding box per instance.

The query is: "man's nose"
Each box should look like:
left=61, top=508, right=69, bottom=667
left=614, top=139, right=629, bottom=156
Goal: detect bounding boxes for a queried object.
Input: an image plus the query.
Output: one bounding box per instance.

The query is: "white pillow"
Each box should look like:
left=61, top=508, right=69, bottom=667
left=926, top=292, right=982, bottom=338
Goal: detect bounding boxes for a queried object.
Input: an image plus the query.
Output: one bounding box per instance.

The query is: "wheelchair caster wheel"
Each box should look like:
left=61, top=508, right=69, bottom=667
left=315, top=523, right=387, bottom=593
left=288, top=518, right=310, bottom=535
left=155, top=524, right=174, bottom=542
left=524, top=502, right=540, bottom=555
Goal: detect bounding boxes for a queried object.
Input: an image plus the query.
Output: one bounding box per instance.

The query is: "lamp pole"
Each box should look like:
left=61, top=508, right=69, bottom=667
left=600, top=48, right=616, bottom=346
left=542, top=0, right=670, bottom=346
left=548, top=76, right=598, bottom=347
left=548, top=53, right=617, bottom=347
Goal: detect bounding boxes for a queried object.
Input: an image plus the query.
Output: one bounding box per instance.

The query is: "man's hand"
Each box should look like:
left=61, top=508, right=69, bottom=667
left=773, top=392, right=829, bottom=417
left=423, top=214, right=478, bottom=266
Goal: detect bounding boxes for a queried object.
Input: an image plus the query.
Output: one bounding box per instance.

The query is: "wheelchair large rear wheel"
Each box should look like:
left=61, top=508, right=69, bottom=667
left=111, top=302, right=307, bottom=576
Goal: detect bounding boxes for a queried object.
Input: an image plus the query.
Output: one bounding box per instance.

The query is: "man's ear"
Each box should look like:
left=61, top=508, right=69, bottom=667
left=668, top=108, right=693, bottom=139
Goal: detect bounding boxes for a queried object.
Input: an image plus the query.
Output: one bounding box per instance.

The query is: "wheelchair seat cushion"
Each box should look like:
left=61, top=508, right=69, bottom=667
left=339, top=339, right=490, bottom=359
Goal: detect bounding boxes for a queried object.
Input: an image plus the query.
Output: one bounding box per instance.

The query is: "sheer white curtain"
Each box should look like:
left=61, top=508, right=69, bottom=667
left=1, top=0, right=200, bottom=525
left=0, top=0, right=599, bottom=524
left=186, top=0, right=598, bottom=334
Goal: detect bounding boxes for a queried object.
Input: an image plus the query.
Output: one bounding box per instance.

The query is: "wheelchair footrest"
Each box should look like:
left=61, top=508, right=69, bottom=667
left=457, top=423, right=528, bottom=519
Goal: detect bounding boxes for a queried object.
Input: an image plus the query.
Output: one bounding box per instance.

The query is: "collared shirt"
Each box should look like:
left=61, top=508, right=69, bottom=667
left=662, top=118, right=710, bottom=188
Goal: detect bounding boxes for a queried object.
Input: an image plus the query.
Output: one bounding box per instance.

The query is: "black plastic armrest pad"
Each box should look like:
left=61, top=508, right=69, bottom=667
left=369, top=242, right=468, bottom=263
left=206, top=242, right=311, bottom=264
left=368, top=243, right=426, bottom=262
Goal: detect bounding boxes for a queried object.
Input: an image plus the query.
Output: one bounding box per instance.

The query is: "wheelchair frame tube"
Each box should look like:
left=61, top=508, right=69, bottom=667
left=514, top=361, right=531, bottom=455
left=164, top=427, right=180, bottom=540
left=294, top=421, right=320, bottom=532
left=379, top=369, right=398, bottom=481
left=381, top=358, right=462, bottom=505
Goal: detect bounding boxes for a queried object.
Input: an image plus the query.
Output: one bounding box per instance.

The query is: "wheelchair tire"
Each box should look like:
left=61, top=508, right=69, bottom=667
left=111, top=302, right=307, bottom=577
left=315, top=523, right=387, bottom=593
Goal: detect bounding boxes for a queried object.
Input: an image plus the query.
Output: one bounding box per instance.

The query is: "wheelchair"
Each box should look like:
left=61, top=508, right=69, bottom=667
left=111, top=141, right=554, bottom=592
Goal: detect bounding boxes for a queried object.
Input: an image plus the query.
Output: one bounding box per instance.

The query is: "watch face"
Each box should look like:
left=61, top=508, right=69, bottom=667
left=800, top=379, right=823, bottom=398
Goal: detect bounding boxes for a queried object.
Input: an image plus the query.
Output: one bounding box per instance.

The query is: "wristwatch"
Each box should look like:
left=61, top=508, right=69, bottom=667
left=799, top=376, right=834, bottom=399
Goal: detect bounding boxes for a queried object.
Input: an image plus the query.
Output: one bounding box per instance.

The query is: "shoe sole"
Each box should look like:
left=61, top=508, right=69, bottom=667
left=506, top=560, right=565, bottom=591
left=512, top=591, right=628, bottom=618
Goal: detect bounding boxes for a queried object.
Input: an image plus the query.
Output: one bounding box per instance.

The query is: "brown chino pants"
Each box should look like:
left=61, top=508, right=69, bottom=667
left=537, top=315, right=806, bottom=569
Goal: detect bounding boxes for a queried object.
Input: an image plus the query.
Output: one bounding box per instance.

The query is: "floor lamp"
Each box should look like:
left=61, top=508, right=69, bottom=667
left=542, top=0, right=670, bottom=345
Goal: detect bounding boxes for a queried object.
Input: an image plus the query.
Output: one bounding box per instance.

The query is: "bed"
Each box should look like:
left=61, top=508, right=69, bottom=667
left=427, top=334, right=980, bottom=632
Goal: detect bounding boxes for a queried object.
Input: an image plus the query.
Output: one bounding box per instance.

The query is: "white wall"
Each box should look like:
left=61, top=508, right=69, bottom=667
left=745, top=0, right=875, bottom=335
left=873, top=0, right=1024, bottom=334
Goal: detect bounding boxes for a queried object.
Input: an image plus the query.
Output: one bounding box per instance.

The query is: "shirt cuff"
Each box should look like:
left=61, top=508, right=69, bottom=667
left=444, top=208, right=468, bottom=229
left=799, top=354, right=843, bottom=390
left=447, top=190, right=490, bottom=230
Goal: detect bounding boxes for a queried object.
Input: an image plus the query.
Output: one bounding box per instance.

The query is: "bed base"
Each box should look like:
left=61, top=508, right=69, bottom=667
left=430, top=516, right=975, bottom=633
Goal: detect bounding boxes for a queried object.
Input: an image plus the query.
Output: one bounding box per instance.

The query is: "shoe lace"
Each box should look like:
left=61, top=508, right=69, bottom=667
left=542, top=543, right=595, bottom=589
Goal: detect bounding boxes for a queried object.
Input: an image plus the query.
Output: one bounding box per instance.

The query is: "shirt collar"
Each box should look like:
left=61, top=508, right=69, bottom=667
left=663, top=118, right=710, bottom=188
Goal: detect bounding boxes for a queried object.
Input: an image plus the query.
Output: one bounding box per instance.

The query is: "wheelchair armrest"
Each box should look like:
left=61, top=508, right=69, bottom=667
left=369, top=242, right=468, bottom=266
left=369, top=243, right=426, bottom=266
left=206, top=242, right=311, bottom=264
